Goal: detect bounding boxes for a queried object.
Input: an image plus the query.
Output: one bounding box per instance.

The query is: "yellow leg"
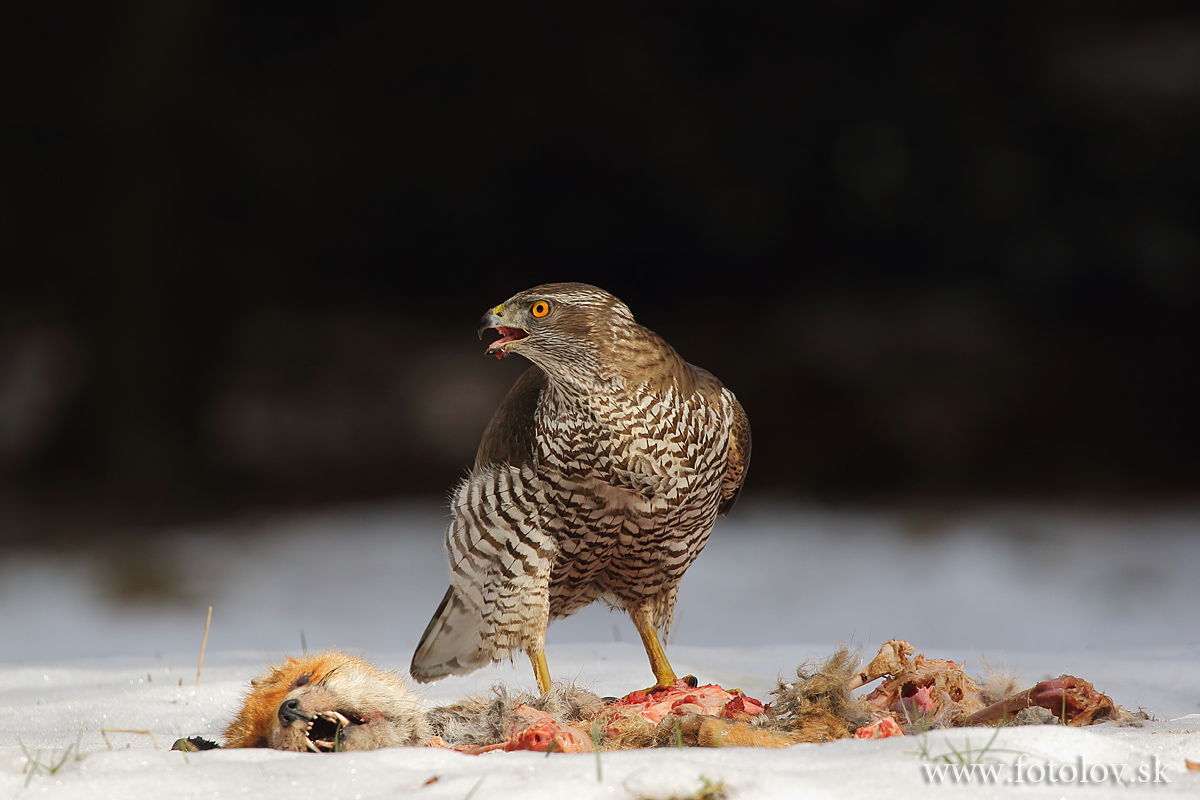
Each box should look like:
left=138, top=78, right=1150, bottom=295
left=630, top=603, right=678, bottom=690
left=527, top=644, right=552, bottom=695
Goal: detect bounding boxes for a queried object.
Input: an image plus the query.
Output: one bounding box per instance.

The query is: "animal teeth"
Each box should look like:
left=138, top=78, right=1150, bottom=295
left=316, top=711, right=351, bottom=727
left=305, top=739, right=321, bottom=753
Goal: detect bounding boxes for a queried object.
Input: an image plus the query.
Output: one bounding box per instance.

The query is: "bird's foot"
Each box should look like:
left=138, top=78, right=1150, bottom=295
left=625, top=674, right=699, bottom=701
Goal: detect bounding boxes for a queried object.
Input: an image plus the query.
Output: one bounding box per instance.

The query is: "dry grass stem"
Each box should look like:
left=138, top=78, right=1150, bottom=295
left=196, top=605, right=212, bottom=687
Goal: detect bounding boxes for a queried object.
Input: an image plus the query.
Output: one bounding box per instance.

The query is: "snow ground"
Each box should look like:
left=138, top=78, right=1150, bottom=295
left=1, top=501, right=1198, bottom=798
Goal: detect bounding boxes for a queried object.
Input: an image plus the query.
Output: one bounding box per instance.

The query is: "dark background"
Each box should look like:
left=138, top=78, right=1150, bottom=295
left=4, top=2, right=1199, bottom=545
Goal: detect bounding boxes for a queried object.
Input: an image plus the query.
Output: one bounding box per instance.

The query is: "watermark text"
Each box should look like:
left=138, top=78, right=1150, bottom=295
left=922, top=755, right=1170, bottom=786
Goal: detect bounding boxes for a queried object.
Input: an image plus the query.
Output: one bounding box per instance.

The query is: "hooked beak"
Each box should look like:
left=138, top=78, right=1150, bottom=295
left=477, top=310, right=500, bottom=340
left=478, top=307, right=528, bottom=360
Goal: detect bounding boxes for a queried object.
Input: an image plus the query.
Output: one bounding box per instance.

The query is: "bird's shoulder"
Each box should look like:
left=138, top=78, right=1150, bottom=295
left=475, top=365, right=547, bottom=469
left=681, top=362, right=727, bottom=401
left=614, top=323, right=711, bottom=397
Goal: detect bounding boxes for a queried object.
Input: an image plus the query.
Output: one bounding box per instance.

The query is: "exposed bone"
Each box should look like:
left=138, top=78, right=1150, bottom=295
left=963, top=675, right=1115, bottom=727
left=847, top=639, right=915, bottom=690
left=854, top=641, right=986, bottom=729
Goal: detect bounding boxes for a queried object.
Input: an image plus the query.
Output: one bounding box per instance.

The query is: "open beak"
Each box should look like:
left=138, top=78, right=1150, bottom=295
left=478, top=309, right=528, bottom=360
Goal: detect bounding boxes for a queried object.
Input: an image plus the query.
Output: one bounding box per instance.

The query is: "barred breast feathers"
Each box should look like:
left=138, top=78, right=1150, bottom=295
left=474, top=314, right=749, bottom=512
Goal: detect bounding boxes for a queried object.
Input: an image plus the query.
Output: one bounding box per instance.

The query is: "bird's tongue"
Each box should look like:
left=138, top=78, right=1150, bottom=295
left=486, top=326, right=528, bottom=359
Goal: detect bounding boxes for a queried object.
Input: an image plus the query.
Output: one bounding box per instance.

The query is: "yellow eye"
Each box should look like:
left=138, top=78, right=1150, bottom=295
left=531, top=300, right=550, bottom=318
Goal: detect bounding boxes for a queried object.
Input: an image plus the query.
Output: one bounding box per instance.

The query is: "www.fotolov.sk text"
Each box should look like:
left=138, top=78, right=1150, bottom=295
left=923, top=754, right=1170, bottom=785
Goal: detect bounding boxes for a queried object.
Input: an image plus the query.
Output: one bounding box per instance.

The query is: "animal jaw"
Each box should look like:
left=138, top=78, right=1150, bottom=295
left=279, top=708, right=354, bottom=753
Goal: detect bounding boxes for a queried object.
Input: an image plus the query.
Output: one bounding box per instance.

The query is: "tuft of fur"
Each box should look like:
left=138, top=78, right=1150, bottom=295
left=1109, top=707, right=1151, bottom=727
left=978, top=661, right=1024, bottom=706
left=650, top=714, right=801, bottom=749
left=976, top=662, right=1054, bottom=726
left=426, top=692, right=508, bottom=748
left=428, top=682, right=606, bottom=748
left=1013, top=707, right=1057, bottom=725
left=768, top=646, right=876, bottom=741
left=601, top=705, right=659, bottom=750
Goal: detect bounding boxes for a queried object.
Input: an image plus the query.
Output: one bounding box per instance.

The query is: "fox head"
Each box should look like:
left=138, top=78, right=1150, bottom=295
left=224, top=651, right=429, bottom=751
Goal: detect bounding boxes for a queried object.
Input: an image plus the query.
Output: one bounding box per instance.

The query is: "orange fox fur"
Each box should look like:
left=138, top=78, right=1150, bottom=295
left=224, top=651, right=428, bottom=751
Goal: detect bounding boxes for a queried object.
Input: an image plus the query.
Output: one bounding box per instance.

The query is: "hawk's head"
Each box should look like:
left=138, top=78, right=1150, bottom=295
left=478, top=282, right=635, bottom=379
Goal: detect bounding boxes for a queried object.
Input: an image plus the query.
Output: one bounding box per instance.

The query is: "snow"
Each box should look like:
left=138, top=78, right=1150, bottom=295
left=2, top=502, right=1199, bottom=798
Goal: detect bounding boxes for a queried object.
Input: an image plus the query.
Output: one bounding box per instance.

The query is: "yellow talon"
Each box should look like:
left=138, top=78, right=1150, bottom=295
left=631, top=603, right=678, bottom=691
left=528, top=647, right=552, bottom=695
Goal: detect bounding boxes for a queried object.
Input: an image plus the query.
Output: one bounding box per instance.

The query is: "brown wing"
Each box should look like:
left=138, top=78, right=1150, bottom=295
left=688, top=365, right=751, bottom=517
left=719, top=392, right=751, bottom=516
left=475, top=365, right=546, bottom=469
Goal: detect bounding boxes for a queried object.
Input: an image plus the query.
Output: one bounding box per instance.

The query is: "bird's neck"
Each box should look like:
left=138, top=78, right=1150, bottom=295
left=537, top=323, right=691, bottom=403
left=538, top=358, right=612, bottom=405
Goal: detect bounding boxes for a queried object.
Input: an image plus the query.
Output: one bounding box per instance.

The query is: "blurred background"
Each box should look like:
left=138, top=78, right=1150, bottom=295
left=2, top=3, right=1199, bottom=660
